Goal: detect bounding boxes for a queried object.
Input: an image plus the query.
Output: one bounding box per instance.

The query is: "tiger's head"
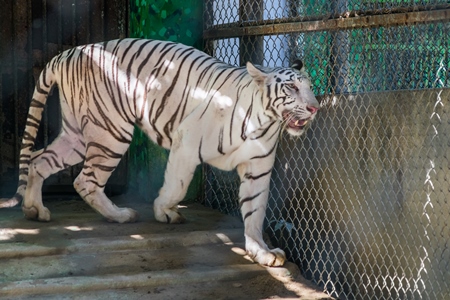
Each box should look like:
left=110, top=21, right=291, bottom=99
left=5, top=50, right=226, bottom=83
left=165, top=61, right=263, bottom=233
left=247, top=60, right=319, bottom=136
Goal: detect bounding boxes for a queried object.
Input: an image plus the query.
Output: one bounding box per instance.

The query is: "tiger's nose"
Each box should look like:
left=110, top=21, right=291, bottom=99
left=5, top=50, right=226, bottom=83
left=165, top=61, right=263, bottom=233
left=307, top=106, right=319, bottom=114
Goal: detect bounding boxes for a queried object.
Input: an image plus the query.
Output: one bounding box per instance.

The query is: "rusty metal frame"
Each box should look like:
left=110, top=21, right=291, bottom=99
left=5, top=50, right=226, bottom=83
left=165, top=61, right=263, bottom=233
left=204, top=8, right=450, bottom=39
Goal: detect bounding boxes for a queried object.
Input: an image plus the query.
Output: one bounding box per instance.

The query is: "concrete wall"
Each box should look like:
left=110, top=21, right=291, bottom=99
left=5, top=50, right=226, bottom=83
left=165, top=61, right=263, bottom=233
left=270, top=88, right=449, bottom=298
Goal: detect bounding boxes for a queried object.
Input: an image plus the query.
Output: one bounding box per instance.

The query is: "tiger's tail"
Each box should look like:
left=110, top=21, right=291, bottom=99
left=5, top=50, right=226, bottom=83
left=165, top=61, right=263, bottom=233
left=0, top=59, right=57, bottom=208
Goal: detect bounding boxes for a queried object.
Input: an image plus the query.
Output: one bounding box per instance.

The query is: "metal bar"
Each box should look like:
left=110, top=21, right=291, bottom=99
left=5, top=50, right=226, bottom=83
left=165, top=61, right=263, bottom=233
left=86, top=0, right=91, bottom=42
left=43, top=0, right=47, bottom=61
left=35, top=0, right=49, bottom=147
left=101, top=0, right=105, bottom=39
left=58, top=0, right=62, bottom=52
left=330, top=0, right=350, bottom=94
left=239, top=0, right=264, bottom=66
left=72, top=0, right=76, bottom=45
left=203, top=0, right=214, bottom=57
left=12, top=0, right=20, bottom=177
left=204, top=9, right=450, bottom=39
left=117, top=0, right=127, bottom=39
left=0, top=59, right=2, bottom=177
left=0, top=0, right=8, bottom=178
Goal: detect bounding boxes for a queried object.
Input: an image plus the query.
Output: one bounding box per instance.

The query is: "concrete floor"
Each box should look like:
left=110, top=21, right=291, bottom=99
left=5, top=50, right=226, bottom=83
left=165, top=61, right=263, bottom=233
left=0, top=194, right=334, bottom=299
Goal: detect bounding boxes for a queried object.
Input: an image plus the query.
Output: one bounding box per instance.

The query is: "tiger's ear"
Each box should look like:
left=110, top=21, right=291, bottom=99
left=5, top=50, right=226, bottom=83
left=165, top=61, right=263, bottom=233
left=247, top=62, right=267, bottom=86
left=291, top=59, right=303, bottom=71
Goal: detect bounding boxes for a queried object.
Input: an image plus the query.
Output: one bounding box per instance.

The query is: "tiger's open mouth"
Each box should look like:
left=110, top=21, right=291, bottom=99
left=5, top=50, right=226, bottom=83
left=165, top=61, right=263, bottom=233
left=282, top=112, right=310, bottom=130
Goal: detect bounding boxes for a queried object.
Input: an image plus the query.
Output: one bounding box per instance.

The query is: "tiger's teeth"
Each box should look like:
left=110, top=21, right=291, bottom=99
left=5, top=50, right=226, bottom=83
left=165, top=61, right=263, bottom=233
left=295, top=120, right=299, bottom=126
left=304, top=120, right=308, bottom=125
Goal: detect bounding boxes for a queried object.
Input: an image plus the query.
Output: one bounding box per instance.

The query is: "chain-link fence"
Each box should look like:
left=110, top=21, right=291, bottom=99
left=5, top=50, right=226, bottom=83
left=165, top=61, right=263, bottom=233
left=202, top=1, right=450, bottom=299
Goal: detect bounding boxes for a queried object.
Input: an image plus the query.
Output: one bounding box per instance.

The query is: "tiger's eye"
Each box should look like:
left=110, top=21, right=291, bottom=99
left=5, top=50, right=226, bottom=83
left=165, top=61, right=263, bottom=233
left=287, top=83, right=298, bottom=91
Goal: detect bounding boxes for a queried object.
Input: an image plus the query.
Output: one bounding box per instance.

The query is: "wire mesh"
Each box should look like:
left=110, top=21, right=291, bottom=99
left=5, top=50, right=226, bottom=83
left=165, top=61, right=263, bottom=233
left=203, top=1, right=449, bottom=299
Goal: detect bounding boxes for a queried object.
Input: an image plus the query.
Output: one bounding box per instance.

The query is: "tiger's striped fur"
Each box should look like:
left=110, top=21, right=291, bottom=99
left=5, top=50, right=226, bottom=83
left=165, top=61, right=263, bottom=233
left=0, top=39, right=319, bottom=266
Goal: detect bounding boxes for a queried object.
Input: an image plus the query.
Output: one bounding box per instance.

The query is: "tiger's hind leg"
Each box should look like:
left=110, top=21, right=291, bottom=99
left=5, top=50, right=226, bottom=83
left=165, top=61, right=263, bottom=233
left=73, top=138, right=138, bottom=223
left=22, top=130, right=86, bottom=221
left=0, top=147, right=47, bottom=209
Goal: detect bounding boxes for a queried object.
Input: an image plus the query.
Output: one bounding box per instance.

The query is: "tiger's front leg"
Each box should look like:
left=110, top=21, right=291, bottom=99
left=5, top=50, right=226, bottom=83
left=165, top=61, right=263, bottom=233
left=237, top=159, right=286, bottom=267
left=153, top=131, right=200, bottom=224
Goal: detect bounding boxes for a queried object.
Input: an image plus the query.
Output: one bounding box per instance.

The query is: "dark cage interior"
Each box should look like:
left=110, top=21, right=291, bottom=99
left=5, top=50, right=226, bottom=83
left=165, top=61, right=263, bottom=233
left=0, top=0, right=129, bottom=196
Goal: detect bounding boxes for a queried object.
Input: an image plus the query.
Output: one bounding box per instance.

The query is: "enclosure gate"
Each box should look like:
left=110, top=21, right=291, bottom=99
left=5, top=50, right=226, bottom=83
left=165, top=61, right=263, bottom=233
left=0, top=0, right=129, bottom=195
left=202, top=1, right=450, bottom=299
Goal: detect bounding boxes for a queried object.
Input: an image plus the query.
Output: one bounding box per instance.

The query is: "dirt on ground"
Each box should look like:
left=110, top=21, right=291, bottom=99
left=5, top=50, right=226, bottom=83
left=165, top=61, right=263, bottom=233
left=0, top=194, right=334, bottom=300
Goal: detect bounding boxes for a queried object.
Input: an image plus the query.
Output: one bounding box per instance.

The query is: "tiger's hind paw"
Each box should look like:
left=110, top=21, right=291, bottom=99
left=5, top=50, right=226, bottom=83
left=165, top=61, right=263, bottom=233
left=22, top=206, right=51, bottom=222
left=248, top=247, right=286, bottom=267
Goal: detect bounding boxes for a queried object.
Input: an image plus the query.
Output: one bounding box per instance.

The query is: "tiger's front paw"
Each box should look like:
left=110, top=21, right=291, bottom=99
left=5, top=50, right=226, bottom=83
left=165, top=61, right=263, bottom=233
left=248, top=247, right=286, bottom=267
left=106, top=208, right=140, bottom=223
left=154, top=205, right=186, bottom=224
left=22, top=205, right=51, bottom=222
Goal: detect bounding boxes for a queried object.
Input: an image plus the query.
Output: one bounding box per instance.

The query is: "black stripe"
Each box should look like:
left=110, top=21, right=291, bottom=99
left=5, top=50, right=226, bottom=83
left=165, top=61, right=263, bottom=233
left=148, top=44, right=186, bottom=145
left=42, top=156, right=54, bottom=169
left=179, top=56, right=210, bottom=120
left=267, top=125, right=281, bottom=140
left=163, top=55, right=205, bottom=135
left=74, top=148, right=86, bottom=159
left=86, top=142, right=123, bottom=160
left=121, top=39, right=143, bottom=65
left=22, top=132, right=36, bottom=142
left=158, top=47, right=196, bottom=116
left=89, top=91, right=133, bottom=144
left=156, top=48, right=196, bottom=144
left=229, top=74, right=252, bottom=145
left=266, top=85, right=272, bottom=110
left=21, top=143, right=34, bottom=150
left=17, top=180, right=27, bottom=187
left=136, top=40, right=163, bottom=76
left=82, top=170, right=97, bottom=179
left=243, top=209, right=258, bottom=221
left=92, top=164, right=116, bottom=172
left=244, top=168, right=272, bottom=180
left=35, top=80, right=49, bottom=95
left=241, top=98, right=253, bottom=141
left=251, top=121, right=277, bottom=140
left=50, top=154, right=62, bottom=169
left=199, top=68, right=238, bottom=119
left=13, top=193, right=23, bottom=202
left=229, top=97, right=238, bottom=145
left=198, top=137, right=203, bottom=163
left=273, top=96, right=287, bottom=109
left=112, top=44, right=136, bottom=122
left=26, top=121, right=39, bottom=129
left=239, top=192, right=262, bottom=208
left=36, top=170, right=45, bottom=179
left=86, top=179, right=106, bottom=188
left=218, top=127, right=225, bottom=155
left=250, top=141, right=277, bottom=160
left=40, top=66, right=50, bottom=88
left=62, top=116, right=82, bottom=134
left=193, top=57, right=218, bottom=88
left=30, top=99, right=45, bottom=109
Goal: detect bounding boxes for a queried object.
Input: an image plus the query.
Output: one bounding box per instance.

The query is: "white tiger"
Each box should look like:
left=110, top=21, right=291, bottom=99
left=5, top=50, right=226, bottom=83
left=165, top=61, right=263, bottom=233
left=0, top=39, right=319, bottom=267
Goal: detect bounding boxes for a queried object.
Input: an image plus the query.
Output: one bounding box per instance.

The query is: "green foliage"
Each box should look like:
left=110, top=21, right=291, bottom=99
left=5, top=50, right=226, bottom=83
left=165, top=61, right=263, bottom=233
left=130, top=0, right=203, bottom=49
left=303, top=23, right=449, bottom=96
